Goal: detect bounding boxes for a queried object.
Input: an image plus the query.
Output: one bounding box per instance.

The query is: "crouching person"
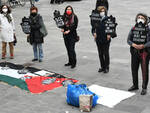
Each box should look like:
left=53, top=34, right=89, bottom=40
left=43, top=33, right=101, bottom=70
left=28, top=6, right=47, bottom=62
left=127, top=13, right=150, bottom=95
left=0, top=5, right=15, bottom=59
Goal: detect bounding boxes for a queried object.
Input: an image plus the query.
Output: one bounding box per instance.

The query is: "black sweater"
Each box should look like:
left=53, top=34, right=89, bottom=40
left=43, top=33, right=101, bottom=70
left=92, top=16, right=110, bottom=44
left=63, top=15, right=78, bottom=39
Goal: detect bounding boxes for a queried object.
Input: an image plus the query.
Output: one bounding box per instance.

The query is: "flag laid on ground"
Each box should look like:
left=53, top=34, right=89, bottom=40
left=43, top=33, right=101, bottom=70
left=0, top=62, right=78, bottom=94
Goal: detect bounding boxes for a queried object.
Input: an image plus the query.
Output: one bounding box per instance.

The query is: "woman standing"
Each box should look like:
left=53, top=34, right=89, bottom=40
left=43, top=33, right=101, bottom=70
left=61, top=6, right=78, bottom=69
left=92, top=6, right=111, bottom=73
left=0, top=5, right=15, bottom=59
left=29, top=6, right=46, bottom=62
left=127, top=13, right=150, bottom=95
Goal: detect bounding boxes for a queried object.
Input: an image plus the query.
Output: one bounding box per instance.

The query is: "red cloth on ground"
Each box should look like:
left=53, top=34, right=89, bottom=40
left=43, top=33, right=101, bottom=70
left=25, top=76, right=78, bottom=94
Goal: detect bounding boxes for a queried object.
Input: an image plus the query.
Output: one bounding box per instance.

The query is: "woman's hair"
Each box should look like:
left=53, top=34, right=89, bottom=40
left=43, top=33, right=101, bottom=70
left=30, top=6, right=38, bottom=13
left=97, top=6, right=107, bottom=12
left=0, top=5, right=11, bottom=14
left=135, top=13, right=148, bottom=24
left=64, top=5, right=75, bottom=16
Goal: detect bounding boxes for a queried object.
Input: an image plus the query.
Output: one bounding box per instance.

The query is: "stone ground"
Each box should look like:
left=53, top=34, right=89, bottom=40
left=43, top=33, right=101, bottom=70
left=0, top=0, right=150, bottom=113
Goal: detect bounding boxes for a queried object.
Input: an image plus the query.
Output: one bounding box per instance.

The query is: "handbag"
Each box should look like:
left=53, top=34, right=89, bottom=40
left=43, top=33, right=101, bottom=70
left=40, top=17, right=48, bottom=37
left=13, top=34, right=17, bottom=46
left=75, top=36, right=80, bottom=42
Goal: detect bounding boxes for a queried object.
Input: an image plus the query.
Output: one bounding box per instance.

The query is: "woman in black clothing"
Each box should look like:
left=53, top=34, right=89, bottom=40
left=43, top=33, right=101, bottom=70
left=127, top=13, right=150, bottom=95
left=92, top=6, right=111, bottom=73
left=61, top=6, right=78, bottom=69
left=96, top=0, right=109, bottom=10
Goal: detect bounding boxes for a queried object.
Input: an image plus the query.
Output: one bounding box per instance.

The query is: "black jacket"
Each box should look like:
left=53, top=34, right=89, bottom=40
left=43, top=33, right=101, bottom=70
left=63, top=14, right=78, bottom=40
left=92, top=16, right=110, bottom=44
left=29, top=14, right=44, bottom=44
left=127, top=26, right=150, bottom=48
left=96, top=0, right=109, bottom=10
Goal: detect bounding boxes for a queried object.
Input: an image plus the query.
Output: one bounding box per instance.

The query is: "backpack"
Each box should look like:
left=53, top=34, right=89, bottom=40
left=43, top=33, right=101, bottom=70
left=39, top=16, right=48, bottom=37
left=20, top=17, right=31, bottom=34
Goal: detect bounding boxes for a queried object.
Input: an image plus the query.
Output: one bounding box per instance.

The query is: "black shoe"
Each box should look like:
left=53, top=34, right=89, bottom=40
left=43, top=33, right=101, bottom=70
left=104, top=69, right=109, bottom=73
left=71, top=65, right=76, bottom=69
left=32, top=59, right=38, bottom=62
left=128, top=86, right=139, bottom=91
left=2, top=57, right=6, bottom=60
left=98, top=68, right=104, bottom=73
left=39, top=59, right=42, bottom=62
left=141, top=89, right=147, bottom=95
left=64, top=63, right=71, bottom=66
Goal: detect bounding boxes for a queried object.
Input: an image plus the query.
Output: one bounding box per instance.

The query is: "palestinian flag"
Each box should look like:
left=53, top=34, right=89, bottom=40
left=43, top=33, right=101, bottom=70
left=0, top=62, right=78, bottom=94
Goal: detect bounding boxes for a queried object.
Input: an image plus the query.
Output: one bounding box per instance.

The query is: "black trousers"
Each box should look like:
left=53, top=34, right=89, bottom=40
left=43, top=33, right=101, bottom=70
left=96, top=42, right=110, bottom=70
left=64, top=37, right=76, bottom=66
left=130, top=48, right=149, bottom=89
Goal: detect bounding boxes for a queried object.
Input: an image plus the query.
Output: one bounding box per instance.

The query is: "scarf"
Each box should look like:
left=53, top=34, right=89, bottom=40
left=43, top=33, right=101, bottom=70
left=3, top=13, right=12, bottom=23
left=65, top=14, right=75, bottom=27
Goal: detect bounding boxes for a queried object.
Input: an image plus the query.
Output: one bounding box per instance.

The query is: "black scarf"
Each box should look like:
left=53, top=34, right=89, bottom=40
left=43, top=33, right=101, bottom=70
left=3, top=13, right=12, bottom=23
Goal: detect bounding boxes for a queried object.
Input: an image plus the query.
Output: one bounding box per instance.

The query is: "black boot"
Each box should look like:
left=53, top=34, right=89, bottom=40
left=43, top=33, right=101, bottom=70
left=98, top=68, right=104, bottom=73
left=104, top=68, right=109, bottom=73
left=32, top=59, right=38, bottom=62
left=128, top=86, right=139, bottom=91
left=141, top=89, right=147, bottom=95
left=71, top=65, right=76, bottom=69
left=64, top=63, right=71, bottom=66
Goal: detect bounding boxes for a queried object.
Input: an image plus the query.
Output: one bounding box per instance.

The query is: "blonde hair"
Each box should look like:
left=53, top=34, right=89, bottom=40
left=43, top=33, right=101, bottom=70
left=97, top=6, right=107, bottom=12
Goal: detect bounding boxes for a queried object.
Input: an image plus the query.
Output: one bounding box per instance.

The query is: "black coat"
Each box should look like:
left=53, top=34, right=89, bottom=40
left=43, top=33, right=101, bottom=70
left=63, top=15, right=78, bottom=41
left=29, top=14, right=44, bottom=44
left=92, top=16, right=110, bottom=44
left=96, top=0, right=109, bottom=10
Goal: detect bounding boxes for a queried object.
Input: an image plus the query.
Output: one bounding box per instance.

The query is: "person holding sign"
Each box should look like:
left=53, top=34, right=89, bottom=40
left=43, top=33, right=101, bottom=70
left=127, top=13, right=150, bottom=95
left=92, top=6, right=112, bottom=73
left=61, top=6, right=78, bottom=69
left=28, top=6, right=47, bottom=62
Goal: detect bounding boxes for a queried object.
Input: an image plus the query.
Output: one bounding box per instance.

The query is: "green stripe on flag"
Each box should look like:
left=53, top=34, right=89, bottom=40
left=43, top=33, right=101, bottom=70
left=0, top=74, right=29, bottom=91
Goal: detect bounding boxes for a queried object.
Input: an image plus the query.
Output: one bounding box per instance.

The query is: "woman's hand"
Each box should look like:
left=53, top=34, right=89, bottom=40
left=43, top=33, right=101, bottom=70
left=132, top=43, right=144, bottom=50
left=64, top=30, right=70, bottom=34
left=138, top=44, right=145, bottom=49
left=93, top=33, right=97, bottom=39
left=61, top=29, right=64, bottom=32
left=107, top=35, right=111, bottom=41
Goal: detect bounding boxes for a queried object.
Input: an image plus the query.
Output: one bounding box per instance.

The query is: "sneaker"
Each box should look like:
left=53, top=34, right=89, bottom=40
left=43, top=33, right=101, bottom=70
left=2, top=54, right=6, bottom=59
left=10, top=56, right=14, bottom=59
left=32, top=59, right=38, bottom=62
left=39, top=59, right=42, bottom=62
left=2, top=57, right=6, bottom=59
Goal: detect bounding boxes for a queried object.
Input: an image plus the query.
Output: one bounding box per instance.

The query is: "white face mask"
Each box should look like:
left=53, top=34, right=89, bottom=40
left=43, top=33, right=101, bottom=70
left=100, top=12, right=105, bottom=17
left=2, top=8, right=8, bottom=13
left=137, top=18, right=145, bottom=24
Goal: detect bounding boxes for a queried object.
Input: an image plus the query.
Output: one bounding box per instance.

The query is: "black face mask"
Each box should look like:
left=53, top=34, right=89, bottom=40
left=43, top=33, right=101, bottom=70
left=31, top=13, right=37, bottom=17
